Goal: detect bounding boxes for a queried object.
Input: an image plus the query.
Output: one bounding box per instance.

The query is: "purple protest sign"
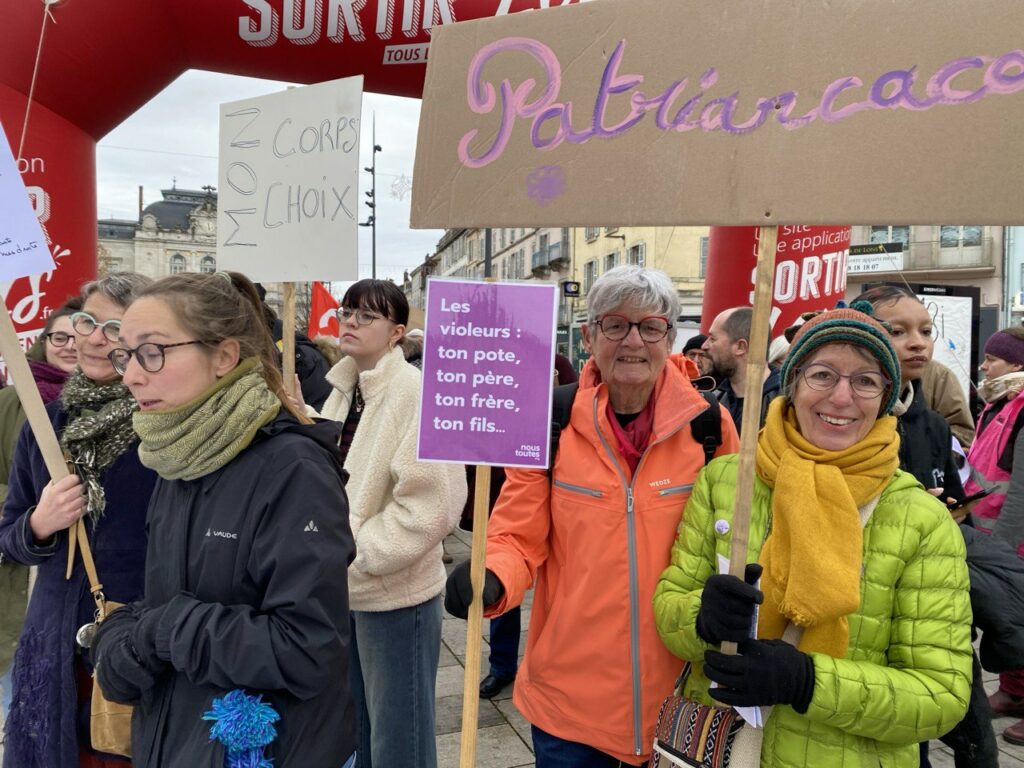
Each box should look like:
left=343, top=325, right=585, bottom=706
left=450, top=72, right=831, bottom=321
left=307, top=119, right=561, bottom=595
left=417, top=278, right=557, bottom=468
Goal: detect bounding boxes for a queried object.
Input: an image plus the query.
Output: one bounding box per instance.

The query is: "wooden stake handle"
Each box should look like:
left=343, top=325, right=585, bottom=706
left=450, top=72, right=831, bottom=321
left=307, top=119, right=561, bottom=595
left=281, top=282, right=296, bottom=394
left=459, top=463, right=492, bottom=767
left=0, top=306, right=67, bottom=479
left=722, top=225, right=777, bottom=656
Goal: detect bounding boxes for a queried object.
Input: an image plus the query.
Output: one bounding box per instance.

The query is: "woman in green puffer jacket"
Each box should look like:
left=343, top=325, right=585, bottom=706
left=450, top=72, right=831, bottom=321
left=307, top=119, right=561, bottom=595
left=653, top=304, right=973, bottom=768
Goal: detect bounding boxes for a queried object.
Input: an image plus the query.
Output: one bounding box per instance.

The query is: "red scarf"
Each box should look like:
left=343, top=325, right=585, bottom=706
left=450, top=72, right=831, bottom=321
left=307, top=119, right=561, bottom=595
left=606, top=394, right=656, bottom=474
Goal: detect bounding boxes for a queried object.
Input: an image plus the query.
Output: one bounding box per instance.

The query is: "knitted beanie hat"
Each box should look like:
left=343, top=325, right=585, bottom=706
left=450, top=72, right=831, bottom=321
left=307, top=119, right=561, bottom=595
left=984, top=330, right=1024, bottom=367
left=682, top=334, right=707, bottom=355
left=780, top=300, right=902, bottom=414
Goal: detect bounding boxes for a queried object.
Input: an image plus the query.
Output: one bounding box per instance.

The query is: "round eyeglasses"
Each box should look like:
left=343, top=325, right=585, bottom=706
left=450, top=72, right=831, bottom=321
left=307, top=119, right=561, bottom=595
left=595, top=315, right=672, bottom=343
left=71, top=311, right=121, bottom=343
left=45, top=331, right=75, bottom=348
left=797, top=363, right=889, bottom=399
left=337, top=307, right=387, bottom=326
left=107, top=340, right=208, bottom=375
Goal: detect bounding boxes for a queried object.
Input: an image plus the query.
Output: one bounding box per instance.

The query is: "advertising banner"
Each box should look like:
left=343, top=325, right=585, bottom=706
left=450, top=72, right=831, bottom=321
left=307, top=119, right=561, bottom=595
left=701, top=225, right=851, bottom=336
left=217, top=76, right=363, bottom=282
left=412, top=0, right=1024, bottom=227
left=418, top=278, right=557, bottom=468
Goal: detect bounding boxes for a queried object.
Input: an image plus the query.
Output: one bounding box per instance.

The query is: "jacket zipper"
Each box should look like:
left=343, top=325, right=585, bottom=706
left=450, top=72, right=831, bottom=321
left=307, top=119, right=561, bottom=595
left=657, top=484, right=694, bottom=497
left=553, top=479, right=604, bottom=497
left=593, top=396, right=695, bottom=756
left=593, top=399, right=696, bottom=753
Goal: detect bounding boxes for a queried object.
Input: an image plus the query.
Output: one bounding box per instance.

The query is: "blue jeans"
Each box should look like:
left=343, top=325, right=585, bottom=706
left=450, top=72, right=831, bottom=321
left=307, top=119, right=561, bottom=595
left=532, top=725, right=647, bottom=768
left=488, top=606, right=521, bottom=679
left=350, top=596, right=442, bottom=768
left=0, top=663, right=11, bottom=721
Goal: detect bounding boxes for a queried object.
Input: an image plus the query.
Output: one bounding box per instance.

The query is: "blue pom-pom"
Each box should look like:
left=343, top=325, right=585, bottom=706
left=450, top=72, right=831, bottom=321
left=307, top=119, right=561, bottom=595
left=203, top=690, right=280, bottom=768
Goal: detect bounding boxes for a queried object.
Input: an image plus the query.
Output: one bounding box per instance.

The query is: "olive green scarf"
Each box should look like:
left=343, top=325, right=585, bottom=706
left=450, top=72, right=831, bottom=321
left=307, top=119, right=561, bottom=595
left=133, top=358, right=280, bottom=481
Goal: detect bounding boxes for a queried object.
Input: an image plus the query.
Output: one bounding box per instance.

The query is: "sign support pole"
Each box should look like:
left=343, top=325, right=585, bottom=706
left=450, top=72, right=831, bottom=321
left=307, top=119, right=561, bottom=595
left=459, top=463, right=492, bottom=768
left=722, top=224, right=777, bottom=656
left=281, top=282, right=296, bottom=393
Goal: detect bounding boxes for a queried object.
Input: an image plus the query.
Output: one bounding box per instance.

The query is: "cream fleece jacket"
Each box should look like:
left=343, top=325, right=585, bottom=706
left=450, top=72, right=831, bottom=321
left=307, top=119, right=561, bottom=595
left=318, top=347, right=467, bottom=612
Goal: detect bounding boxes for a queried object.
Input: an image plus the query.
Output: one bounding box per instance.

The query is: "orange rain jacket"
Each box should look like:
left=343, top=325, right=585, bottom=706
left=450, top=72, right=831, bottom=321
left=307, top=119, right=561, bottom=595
left=485, top=354, right=739, bottom=764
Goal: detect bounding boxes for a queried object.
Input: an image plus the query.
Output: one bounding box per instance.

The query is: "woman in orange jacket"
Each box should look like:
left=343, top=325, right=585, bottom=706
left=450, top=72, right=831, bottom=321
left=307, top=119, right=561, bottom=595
left=446, top=265, right=739, bottom=767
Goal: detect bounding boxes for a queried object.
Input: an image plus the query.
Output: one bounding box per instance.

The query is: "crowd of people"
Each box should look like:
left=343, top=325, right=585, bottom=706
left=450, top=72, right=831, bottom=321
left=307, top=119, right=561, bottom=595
left=0, top=264, right=1021, bottom=767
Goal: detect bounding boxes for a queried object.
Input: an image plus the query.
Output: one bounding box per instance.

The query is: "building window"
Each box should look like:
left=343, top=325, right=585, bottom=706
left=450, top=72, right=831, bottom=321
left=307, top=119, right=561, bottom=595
left=699, top=237, right=709, bottom=278
left=627, top=243, right=646, bottom=266
left=584, top=227, right=600, bottom=241
left=941, top=225, right=982, bottom=248
left=583, top=260, right=597, bottom=293
left=870, top=225, right=910, bottom=245
left=200, top=255, right=216, bottom=273
left=170, top=253, right=186, bottom=274
left=604, top=226, right=618, bottom=234
left=604, top=252, right=618, bottom=273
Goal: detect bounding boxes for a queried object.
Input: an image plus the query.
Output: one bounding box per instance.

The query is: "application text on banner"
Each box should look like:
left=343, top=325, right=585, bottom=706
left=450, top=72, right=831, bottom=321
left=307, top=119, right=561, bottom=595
left=418, top=278, right=557, bottom=468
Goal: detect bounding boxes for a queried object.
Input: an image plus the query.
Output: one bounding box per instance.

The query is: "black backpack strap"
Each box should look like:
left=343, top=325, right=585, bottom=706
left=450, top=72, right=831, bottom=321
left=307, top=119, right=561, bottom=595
left=549, top=382, right=578, bottom=474
left=690, top=391, right=722, bottom=466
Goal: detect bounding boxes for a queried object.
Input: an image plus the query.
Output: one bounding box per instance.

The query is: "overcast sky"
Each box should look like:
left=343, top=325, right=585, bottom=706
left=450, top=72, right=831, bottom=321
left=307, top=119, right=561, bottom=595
left=96, top=69, right=443, bottom=284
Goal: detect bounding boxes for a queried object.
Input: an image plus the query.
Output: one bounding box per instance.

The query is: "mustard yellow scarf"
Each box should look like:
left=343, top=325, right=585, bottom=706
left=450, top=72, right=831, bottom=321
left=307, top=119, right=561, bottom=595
left=754, top=397, right=899, bottom=658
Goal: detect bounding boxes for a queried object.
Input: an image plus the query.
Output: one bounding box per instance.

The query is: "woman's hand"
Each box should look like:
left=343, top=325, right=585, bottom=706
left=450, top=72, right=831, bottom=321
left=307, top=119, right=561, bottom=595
left=696, top=563, right=764, bottom=644
left=286, top=374, right=307, bottom=412
left=29, top=474, right=86, bottom=542
left=704, top=638, right=815, bottom=713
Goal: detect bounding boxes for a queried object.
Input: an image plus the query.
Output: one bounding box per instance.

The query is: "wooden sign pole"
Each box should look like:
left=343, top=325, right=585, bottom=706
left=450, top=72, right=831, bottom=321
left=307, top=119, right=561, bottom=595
left=281, top=282, right=296, bottom=393
left=722, top=225, right=777, bottom=657
left=0, top=308, right=68, bottom=479
left=459, top=462, right=492, bottom=768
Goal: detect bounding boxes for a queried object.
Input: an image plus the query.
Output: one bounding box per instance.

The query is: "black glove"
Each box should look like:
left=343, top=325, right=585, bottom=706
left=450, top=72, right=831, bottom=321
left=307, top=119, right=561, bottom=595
left=92, top=604, right=168, bottom=704
left=444, top=560, right=505, bottom=619
left=704, top=638, right=815, bottom=714
left=696, top=563, right=763, bottom=644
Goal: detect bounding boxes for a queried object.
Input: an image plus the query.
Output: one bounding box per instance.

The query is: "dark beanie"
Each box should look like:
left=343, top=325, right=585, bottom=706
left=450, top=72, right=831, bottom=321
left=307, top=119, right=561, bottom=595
left=984, top=330, right=1024, bottom=367
left=682, top=334, right=707, bottom=354
left=780, top=300, right=901, bottom=414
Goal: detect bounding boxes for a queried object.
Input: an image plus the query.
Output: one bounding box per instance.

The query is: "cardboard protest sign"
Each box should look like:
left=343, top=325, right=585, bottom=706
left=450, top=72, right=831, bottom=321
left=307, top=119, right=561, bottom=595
left=0, top=121, right=69, bottom=481
left=217, top=76, right=363, bottom=281
left=418, top=278, right=557, bottom=468
left=411, top=0, right=1024, bottom=228
left=0, top=121, right=55, bottom=282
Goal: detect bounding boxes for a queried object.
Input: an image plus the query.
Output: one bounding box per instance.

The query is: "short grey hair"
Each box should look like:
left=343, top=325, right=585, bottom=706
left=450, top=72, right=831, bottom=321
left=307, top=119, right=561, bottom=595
left=81, top=272, right=153, bottom=309
left=587, top=265, right=680, bottom=344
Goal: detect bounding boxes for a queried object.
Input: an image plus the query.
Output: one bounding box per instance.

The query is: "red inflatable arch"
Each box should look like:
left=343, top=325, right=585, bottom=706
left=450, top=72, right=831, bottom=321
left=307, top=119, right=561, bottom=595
left=0, top=0, right=579, bottom=335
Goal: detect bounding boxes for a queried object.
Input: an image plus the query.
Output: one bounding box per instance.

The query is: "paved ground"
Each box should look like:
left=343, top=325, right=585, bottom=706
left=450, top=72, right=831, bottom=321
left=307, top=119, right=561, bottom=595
left=438, top=527, right=1024, bottom=768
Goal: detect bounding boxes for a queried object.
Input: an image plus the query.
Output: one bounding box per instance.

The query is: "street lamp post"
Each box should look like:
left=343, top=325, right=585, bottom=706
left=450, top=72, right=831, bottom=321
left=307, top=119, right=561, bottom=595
left=360, top=114, right=382, bottom=279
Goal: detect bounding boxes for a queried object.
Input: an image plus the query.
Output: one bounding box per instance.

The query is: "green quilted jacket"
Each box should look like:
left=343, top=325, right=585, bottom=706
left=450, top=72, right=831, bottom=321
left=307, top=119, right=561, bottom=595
left=653, top=455, right=973, bottom=768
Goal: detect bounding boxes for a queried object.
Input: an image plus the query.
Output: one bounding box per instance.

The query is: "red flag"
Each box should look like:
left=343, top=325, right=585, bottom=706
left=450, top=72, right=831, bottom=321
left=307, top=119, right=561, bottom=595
left=308, top=282, right=340, bottom=339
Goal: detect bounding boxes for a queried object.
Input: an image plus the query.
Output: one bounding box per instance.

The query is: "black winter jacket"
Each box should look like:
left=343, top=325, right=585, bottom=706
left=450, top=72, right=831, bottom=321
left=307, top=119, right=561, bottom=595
left=897, top=383, right=965, bottom=501
left=961, top=523, right=1024, bottom=672
left=93, top=412, right=355, bottom=768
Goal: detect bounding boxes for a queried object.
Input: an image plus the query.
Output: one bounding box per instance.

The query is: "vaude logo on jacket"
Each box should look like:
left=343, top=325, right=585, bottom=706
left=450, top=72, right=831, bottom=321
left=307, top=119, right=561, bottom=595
left=304, top=520, right=319, bottom=532
left=205, top=528, right=238, bottom=540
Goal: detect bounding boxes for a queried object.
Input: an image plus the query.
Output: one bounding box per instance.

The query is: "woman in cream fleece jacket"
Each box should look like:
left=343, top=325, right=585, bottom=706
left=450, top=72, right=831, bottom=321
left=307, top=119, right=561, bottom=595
left=315, top=279, right=466, bottom=768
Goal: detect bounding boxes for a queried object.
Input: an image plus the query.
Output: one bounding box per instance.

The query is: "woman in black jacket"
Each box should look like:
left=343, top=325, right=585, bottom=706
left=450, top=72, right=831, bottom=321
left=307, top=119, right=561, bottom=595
left=92, top=272, right=356, bottom=768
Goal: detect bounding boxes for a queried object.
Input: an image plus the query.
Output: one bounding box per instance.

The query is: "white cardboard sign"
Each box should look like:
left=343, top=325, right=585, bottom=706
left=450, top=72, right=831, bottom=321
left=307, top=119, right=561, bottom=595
left=217, top=76, right=363, bottom=282
left=0, top=121, right=55, bottom=282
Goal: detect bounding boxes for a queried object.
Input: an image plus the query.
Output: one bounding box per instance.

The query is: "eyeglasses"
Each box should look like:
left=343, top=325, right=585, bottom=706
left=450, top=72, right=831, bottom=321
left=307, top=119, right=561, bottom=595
left=595, top=315, right=672, bottom=342
left=337, top=307, right=387, bottom=326
left=45, top=331, right=75, bottom=348
left=797, top=363, right=889, bottom=399
left=71, top=312, right=121, bottom=343
left=107, top=341, right=208, bottom=375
